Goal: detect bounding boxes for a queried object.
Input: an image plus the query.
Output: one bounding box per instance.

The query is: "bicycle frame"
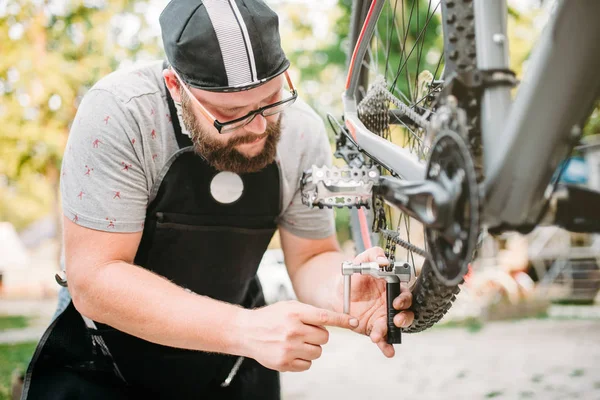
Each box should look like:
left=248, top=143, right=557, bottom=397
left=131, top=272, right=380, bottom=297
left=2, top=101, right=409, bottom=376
left=343, top=0, right=600, bottom=234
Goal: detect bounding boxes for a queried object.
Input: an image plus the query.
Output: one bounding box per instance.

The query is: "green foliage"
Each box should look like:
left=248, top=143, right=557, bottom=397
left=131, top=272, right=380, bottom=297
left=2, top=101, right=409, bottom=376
left=0, top=316, right=28, bottom=332
left=583, top=102, right=600, bottom=137
left=334, top=207, right=352, bottom=244
left=434, top=316, right=484, bottom=333
left=569, top=369, right=585, bottom=378
left=0, top=0, right=161, bottom=230
left=0, top=342, right=37, bottom=400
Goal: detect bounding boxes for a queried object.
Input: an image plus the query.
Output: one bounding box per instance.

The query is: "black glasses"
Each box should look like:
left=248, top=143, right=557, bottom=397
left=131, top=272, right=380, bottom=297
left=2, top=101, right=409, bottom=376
left=173, top=69, right=298, bottom=134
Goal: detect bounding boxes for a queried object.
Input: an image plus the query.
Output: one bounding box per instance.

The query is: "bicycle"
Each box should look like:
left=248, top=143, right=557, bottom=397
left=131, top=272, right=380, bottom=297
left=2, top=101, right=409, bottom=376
left=301, top=0, right=600, bottom=341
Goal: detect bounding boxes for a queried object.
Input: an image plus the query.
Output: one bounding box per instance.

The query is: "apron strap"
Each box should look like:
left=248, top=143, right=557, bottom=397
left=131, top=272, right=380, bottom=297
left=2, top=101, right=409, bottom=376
left=80, top=313, right=128, bottom=383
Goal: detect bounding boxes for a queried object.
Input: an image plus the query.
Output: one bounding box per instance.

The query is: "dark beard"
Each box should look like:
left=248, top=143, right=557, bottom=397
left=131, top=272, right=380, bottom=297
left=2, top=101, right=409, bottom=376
left=181, top=89, right=281, bottom=174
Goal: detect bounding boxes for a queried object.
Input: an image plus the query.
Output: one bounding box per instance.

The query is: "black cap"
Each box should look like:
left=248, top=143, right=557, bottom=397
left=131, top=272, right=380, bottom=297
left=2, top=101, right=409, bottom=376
left=160, top=0, right=290, bottom=92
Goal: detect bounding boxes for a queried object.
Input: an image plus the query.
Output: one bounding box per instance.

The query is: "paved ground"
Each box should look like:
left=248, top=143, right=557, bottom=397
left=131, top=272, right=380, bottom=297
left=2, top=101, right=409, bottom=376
left=2, top=299, right=600, bottom=399
left=281, top=318, right=600, bottom=400
left=0, top=299, right=57, bottom=319
left=0, top=299, right=56, bottom=344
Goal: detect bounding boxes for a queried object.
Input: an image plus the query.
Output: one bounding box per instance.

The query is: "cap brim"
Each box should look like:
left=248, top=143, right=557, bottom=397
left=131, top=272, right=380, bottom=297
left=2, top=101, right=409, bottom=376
left=184, top=60, right=290, bottom=93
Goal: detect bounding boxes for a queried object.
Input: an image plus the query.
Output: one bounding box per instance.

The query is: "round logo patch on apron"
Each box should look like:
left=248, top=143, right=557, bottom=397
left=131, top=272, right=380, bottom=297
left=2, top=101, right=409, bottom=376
left=210, top=171, right=244, bottom=204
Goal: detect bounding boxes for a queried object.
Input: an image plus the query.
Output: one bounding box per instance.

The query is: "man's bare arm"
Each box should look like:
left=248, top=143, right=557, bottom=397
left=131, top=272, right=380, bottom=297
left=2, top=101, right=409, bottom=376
left=64, top=216, right=247, bottom=354
left=279, top=227, right=349, bottom=312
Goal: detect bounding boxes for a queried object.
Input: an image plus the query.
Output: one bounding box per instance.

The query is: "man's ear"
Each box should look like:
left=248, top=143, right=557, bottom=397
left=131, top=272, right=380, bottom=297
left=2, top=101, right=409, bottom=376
left=163, top=68, right=182, bottom=103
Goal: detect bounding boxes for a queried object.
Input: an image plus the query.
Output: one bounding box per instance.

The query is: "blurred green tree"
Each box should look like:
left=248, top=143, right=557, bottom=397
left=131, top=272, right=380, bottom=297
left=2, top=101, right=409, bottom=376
left=0, top=0, right=161, bottom=238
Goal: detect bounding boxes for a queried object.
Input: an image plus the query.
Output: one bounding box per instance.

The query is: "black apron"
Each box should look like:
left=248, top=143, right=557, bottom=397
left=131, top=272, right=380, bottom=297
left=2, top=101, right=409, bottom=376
left=22, top=87, right=282, bottom=399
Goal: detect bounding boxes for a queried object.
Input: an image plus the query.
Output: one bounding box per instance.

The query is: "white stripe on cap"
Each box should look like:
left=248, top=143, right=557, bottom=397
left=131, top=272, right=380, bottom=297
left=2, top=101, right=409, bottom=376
left=228, top=0, right=258, bottom=83
left=203, top=0, right=258, bottom=87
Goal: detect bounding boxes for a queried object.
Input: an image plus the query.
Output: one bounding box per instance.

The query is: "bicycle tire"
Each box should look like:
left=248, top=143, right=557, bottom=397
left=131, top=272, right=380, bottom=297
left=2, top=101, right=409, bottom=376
left=345, top=0, right=479, bottom=333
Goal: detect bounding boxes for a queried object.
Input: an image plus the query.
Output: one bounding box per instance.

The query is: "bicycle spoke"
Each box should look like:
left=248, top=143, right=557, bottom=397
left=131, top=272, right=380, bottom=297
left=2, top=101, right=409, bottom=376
left=413, top=0, right=420, bottom=102
left=385, top=0, right=400, bottom=81
left=404, top=216, right=417, bottom=270
left=432, top=43, right=444, bottom=80
left=392, top=0, right=441, bottom=97
left=413, top=0, right=434, bottom=100
left=373, top=15, right=396, bottom=90
left=391, top=73, right=413, bottom=104
left=392, top=0, right=416, bottom=100
left=389, top=109, right=423, bottom=146
left=411, top=46, right=444, bottom=109
left=366, top=45, right=375, bottom=75
left=394, top=3, right=440, bottom=91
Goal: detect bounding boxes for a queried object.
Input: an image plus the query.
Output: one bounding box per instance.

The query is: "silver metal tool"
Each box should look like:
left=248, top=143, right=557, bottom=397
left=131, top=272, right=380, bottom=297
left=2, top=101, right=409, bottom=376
left=341, top=261, right=412, bottom=313
left=342, top=260, right=412, bottom=344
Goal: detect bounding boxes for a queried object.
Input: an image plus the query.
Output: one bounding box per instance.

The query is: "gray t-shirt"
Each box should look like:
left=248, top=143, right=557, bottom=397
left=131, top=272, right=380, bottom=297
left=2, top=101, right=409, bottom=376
left=60, top=60, right=335, bottom=239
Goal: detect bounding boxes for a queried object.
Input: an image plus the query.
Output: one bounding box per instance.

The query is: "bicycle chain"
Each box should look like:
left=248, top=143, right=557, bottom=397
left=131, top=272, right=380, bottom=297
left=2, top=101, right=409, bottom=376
left=380, top=229, right=431, bottom=260
left=375, top=197, right=432, bottom=266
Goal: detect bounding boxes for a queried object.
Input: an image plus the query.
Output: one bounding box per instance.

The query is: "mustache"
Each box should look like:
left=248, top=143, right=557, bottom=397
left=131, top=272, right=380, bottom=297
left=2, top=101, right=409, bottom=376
left=229, top=133, right=265, bottom=146
left=226, top=119, right=281, bottom=147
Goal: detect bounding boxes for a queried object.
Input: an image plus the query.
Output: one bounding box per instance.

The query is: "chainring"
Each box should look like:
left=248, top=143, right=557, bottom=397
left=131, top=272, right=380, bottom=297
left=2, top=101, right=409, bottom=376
left=425, top=129, right=480, bottom=286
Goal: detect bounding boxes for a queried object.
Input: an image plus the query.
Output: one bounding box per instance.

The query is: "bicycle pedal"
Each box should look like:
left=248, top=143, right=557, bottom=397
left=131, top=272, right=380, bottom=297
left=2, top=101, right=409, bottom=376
left=300, top=165, right=379, bottom=209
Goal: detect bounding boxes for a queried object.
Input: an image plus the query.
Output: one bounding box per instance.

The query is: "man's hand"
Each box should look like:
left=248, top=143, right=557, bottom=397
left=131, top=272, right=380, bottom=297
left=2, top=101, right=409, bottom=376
left=240, top=301, right=358, bottom=372
left=343, top=246, right=415, bottom=358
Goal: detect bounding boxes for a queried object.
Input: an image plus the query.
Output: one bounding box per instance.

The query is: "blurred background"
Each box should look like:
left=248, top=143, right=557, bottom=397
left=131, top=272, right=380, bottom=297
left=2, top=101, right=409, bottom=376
left=1, top=0, right=599, bottom=399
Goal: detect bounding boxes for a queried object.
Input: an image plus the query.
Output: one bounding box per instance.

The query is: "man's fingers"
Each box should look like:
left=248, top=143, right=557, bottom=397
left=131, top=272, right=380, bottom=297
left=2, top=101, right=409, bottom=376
left=288, top=359, right=312, bottom=372
left=400, top=282, right=411, bottom=293
left=300, top=305, right=359, bottom=329
left=369, top=318, right=387, bottom=343
left=299, top=343, right=323, bottom=361
left=353, top=246, right=388, bottom=264
left=369, top=317, right=395, bottom=357
left=393, top=311, right=414, bottom=328
left=303, top=325, right=330, bottom=346
left=376, top=339, right=395, bottom=358
left=392, top=290, right=413, bottom=310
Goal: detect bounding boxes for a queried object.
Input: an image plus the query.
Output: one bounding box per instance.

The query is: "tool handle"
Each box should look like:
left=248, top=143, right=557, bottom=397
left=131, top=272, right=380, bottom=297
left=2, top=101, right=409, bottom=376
left=386, top=281, right=402, bottom=344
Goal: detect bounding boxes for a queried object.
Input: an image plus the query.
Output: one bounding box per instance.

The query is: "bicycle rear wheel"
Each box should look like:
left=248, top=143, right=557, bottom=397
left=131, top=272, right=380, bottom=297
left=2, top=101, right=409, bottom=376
left=345, top=0, right=479, bottom=332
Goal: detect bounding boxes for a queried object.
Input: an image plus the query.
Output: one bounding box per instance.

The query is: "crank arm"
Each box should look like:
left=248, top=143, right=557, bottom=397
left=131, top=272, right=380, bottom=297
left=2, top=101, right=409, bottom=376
left=374, top=173, right=463, bottom=231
